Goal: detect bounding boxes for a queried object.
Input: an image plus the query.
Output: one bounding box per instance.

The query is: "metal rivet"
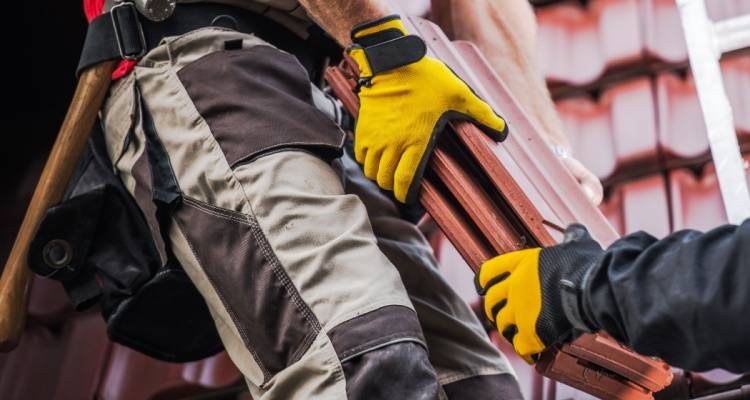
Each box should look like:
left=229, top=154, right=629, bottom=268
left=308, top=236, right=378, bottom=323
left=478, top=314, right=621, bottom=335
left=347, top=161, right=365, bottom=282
left=42, top=240, right=73, bottom=269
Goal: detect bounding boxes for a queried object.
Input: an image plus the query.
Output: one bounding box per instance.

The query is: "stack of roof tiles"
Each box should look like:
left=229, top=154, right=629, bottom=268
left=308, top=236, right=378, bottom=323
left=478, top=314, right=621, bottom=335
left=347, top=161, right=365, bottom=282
left=1, top=0, right=748, bottom=398
left=431, top=0, right=750, bottom=398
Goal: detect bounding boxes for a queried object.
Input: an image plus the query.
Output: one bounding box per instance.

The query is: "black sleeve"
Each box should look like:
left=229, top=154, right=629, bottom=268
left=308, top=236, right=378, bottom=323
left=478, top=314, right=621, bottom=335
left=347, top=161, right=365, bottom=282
left=582, top=218, right=750, bottom=373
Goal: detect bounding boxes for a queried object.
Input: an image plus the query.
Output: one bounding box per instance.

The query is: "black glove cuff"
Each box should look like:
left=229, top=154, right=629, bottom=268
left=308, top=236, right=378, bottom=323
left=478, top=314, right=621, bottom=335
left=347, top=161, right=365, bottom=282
left=578, top=258, right=604, bottom=332
left=539, top=224, right=604, bottom=343
left=351, top=14, right=404, bottom=46
left=348, top=35, right=427, bottom=77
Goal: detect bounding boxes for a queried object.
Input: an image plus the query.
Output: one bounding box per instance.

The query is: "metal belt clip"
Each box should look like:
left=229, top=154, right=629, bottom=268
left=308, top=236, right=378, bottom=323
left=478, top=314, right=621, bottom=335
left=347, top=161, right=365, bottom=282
left=111, top=1, right=147, bottom=60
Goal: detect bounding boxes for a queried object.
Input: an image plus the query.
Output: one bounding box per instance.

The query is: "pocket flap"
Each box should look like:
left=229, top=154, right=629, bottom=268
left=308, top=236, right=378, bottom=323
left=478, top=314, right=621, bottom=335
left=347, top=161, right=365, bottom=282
left=28, top=186, right=107, bottom=282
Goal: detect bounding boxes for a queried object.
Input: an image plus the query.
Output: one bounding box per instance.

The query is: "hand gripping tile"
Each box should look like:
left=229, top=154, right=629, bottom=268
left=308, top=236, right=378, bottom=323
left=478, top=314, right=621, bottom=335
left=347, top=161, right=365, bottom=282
left=324, top=16, right=673, bottom=399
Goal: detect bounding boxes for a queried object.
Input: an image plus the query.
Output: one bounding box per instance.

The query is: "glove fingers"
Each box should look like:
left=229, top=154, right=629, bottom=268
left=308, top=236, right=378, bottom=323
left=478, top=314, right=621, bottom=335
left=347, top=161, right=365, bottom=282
left=496, top=303, right=544, bottom=364
left=377, top=147, right=400, bottom=191
left=363, top=147, right=384, bottom=181
left=483, top=281, right=509, bottom=322
left=513, top=331, right=546, bottom=365
left=513, top=334, right=538, bottom=365
left=354, top=135, right=369, bottom=165
left=477, top=250, right=534, bottom=292
left=393, top=146, right=424, bottom=203
left=463, top=96, right=508, bottom=142
left=495, top=306, right=515, bottom=342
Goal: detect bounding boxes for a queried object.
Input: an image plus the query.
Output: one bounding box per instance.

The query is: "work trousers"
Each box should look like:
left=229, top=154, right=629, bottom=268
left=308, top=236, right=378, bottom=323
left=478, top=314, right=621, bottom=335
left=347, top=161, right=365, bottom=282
left=100, top=27, right=520, bottom=399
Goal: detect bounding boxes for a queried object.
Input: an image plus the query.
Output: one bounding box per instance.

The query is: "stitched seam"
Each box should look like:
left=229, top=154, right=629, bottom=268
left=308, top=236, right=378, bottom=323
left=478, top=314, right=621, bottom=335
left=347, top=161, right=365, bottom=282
left=337, top=330, right=426, bottom=360
left=184, top=197, right=249, bottom=224
left=248, top=212, right=322, bottom=364
left=175, top=46, right=344, bottom=170
left=438, top=368, right=512, bottom=386
left=180, top=201, right=316, bottom=331
left=183, top=196, right=322, bottom=364
left=176, top=44, right=279, bottom=77
left=185, top=197, right=320, bottom=335
left=248, top=210, right=323, bottom=332
left=323, top=298, right=415, bottom=332
left=339, top=337, right=427, bottom=363
left=176, top=46, right=327, bottom=366
left=230, top=142, right=343, bottom=169
left=173, top=215, right=272, bottom=380
left=289, top=327, right=318, bottom=364
left=159, top=28, right=255, bottom=68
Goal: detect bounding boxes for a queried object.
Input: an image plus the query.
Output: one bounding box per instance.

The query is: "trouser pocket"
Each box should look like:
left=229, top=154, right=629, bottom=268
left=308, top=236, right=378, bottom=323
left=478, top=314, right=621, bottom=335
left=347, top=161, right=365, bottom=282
left=176, top=41, right=347, bottom=167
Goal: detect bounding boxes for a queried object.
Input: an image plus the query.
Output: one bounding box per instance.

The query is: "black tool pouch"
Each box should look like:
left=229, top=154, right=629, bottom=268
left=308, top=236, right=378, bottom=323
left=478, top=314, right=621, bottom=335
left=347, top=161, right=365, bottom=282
left=28, top=120, right=222, bottom=363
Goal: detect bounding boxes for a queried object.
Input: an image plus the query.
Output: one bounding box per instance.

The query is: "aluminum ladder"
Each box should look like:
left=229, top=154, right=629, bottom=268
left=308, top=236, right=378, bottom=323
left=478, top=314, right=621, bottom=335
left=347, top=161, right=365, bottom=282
left=677, top=0, right=750, bottom=223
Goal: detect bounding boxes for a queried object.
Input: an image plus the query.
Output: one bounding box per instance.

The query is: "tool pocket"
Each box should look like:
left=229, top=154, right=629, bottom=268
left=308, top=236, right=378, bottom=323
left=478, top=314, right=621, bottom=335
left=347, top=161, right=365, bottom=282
left=28, top=121, right=223, bottom=363
left=176, top=42, right=347, bottom=167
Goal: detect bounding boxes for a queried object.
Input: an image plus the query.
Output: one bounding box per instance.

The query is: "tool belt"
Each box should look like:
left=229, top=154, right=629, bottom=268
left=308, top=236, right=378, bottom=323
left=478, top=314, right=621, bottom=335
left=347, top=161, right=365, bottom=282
left=28, top=117, right=223, bottom=362
left=27, top=3, right=340, bottom=363
left=78, top=2, right=340, bottom=80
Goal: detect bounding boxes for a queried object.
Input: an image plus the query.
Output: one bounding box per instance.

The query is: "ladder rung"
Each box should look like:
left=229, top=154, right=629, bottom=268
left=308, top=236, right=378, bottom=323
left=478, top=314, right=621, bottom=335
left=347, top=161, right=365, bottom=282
left=715, top=14, right=750, bottom=54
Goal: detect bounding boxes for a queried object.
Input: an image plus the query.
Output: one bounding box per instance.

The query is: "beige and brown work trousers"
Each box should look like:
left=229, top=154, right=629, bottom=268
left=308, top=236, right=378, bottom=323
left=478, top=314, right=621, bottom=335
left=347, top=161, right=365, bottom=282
left=99, top=27, right=520, bottom=399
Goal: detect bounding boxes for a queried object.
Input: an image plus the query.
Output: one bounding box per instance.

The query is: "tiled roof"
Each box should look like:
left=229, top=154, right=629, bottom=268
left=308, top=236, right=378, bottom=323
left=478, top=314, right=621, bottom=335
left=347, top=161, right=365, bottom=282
left=556, top=56, right=750, bottom=183
left=537, top=0, right=750, bottom=86
left=2, top=1, right=749, bottom=399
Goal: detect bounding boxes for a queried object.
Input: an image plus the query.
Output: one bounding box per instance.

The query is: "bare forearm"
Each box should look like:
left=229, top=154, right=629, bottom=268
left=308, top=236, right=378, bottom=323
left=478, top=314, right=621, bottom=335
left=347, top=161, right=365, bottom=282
left=299, top=0, right=394, bottom=45
left=434, top=0, right=571, bottom=150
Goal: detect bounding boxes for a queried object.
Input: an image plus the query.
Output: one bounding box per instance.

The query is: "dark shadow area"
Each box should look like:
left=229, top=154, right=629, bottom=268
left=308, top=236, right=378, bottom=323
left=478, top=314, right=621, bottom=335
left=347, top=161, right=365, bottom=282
left=1, top=2, right=86, bottom=267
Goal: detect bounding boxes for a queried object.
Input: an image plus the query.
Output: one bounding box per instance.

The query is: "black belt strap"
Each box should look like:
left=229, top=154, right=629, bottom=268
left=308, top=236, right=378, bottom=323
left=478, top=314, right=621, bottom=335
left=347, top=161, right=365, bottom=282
left=77, top=3, right=321, bottom=77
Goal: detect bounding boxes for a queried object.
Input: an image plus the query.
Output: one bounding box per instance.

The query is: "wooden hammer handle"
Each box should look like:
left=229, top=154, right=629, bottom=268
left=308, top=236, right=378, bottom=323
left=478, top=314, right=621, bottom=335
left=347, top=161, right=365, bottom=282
left=0, top=61, right=117, bottom=351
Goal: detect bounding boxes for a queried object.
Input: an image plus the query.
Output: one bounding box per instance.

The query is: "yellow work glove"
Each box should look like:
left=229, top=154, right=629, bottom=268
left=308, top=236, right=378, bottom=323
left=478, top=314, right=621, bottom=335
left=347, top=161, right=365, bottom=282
left=475, top=225, right=603, bottom=363
left=347, top=16, right=508, bottom=203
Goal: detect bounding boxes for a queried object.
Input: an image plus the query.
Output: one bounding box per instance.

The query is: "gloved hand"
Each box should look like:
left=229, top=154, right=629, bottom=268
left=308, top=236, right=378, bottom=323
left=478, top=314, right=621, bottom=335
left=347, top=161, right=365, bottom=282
left=475, top=225, right=604, bottom=363
left=347, top=15, right=508, bottom=203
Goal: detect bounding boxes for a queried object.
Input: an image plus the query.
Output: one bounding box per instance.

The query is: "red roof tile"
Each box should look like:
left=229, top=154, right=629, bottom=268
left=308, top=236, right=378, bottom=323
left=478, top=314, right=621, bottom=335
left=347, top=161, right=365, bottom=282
left=669, top=156, right=750, bottom=232
left=722, top=56, right=750, bottom=137
left=657, top=56, right=750, bottom=163
left=557, top=77, right=659, bottom=180
left=654, top=157, right=748, bottom=239
left=537, top=0, right=750, bottom=85
left=643, top=0, right=750, bottom=63
left=536, top=0, right=644, bottom=85
left=620, top=174, right=671, bottom=237
left=669, top=166, right=729, bottom=231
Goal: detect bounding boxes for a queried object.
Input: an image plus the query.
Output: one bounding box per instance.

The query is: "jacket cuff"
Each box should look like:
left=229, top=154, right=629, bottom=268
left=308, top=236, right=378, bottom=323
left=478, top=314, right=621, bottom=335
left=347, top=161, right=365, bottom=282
left=576, top=258, right=605, bottom=333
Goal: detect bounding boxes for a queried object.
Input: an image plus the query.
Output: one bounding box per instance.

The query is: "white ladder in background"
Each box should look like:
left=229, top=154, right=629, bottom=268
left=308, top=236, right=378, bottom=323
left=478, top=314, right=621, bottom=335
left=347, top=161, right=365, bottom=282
left=676, top=0, right=750, bottom=224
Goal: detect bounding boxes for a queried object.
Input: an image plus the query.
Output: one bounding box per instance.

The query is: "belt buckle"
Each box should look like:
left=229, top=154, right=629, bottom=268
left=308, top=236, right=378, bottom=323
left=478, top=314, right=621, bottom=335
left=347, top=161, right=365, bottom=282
left=111, top=1, right=147, bottom=60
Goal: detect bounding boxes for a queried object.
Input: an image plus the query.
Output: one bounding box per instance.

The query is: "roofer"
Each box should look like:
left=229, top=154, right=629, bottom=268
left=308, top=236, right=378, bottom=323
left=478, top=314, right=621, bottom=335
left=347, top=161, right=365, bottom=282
left=477, top=220, right=750, bottom=373
left=80, top=0, right=525, bottom=398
